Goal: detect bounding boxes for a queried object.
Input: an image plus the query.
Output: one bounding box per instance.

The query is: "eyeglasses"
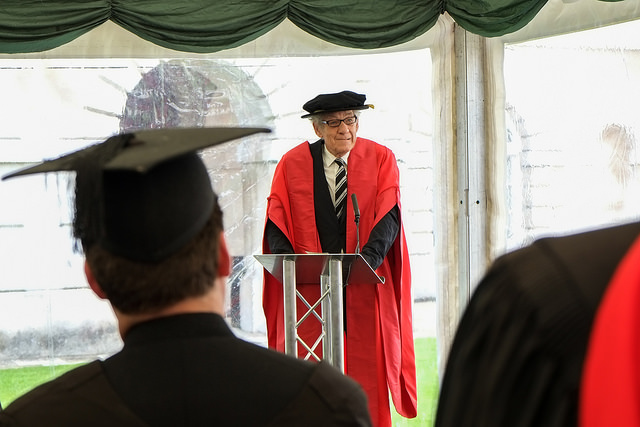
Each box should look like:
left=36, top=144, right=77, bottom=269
left=321, top=116, right=358, bottom=127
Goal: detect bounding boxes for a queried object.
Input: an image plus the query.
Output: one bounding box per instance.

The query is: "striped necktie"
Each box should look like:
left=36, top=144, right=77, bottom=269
left=334, top=158, right=347, bottom=219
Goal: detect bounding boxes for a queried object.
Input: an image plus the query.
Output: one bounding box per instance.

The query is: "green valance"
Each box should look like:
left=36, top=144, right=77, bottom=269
left=0, top=0, right=621, bottom=54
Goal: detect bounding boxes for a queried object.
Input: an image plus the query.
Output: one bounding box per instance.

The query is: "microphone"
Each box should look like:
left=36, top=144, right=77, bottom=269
left=351, top=193, right=360, bottom=254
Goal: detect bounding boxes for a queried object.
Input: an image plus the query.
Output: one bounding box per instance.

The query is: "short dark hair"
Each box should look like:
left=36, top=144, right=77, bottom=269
left=85, top=200, right=224, bottom=315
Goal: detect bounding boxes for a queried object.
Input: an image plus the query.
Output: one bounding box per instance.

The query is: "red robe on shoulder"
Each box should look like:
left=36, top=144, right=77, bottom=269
left=580, top=234, right=640, bottom=427
left=262, top=137, right=417, bottom=426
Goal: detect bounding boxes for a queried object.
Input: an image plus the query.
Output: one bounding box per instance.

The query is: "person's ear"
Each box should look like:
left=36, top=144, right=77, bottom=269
left=84, top=260, right=108, bottom=300
left=218, top=233, right=231, bottom=277
left=313, top=121, right=323, bottom=138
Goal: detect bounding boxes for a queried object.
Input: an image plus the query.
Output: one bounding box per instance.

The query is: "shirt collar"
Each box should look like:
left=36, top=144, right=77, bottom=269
left=322, top=142, right=349, bottom=169
left=123, top=313, right=233, bottom=346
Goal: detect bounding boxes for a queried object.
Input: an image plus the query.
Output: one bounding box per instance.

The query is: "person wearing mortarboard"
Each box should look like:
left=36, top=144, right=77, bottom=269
left=261, top=91, right=418, bottom=427
left=0, top=128, right=372, bottom=427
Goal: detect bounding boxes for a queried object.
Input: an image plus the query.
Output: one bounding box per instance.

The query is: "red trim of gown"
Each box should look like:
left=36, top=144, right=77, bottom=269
left=580, top=234, right=640, bottom=427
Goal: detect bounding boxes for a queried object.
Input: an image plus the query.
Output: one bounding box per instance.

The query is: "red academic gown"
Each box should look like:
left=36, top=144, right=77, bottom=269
left=580, top=234, right=640, bottom=427
left=262, top=138, right=417, bottom=427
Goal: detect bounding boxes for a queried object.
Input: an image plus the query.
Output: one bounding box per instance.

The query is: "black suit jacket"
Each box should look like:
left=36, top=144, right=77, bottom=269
left=1, top=313, right=372, bottom=427
left=435, top=221, right=640, bottom=427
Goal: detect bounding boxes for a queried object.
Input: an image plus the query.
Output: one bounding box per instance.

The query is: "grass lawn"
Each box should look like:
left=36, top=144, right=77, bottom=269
left=392, top=337, right=438, bottom=426
left=0, top=338, right=438, bottom=425
left=0, top=363, right=85, bottom=406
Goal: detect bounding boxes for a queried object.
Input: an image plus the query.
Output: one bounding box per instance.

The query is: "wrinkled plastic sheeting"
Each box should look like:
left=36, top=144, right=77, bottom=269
left=119, top=60, right=275, bottom=338
left=0, top=59, right=275, bottom=369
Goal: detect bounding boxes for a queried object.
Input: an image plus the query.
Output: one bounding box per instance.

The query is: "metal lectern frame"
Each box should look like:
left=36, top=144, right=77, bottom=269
left=255, top=253, right=383, bottom=372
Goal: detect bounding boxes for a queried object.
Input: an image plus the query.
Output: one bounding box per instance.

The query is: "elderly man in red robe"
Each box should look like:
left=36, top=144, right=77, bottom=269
left=262, top=90, right=417, bottom=427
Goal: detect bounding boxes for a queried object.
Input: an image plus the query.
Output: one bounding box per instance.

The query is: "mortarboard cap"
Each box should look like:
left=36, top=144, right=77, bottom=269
left=3, top=127, right=270, bottom=263
left=301, top=90, right=374, bottom=118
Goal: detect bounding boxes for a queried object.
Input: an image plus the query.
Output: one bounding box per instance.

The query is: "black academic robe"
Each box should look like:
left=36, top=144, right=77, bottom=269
left=435, top=221, right=640, bottom=427
left=0, top=313, right=372, bottom=427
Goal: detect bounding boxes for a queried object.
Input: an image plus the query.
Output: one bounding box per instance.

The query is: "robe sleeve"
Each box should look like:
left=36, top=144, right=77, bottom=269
left=360, top=205, right=399, bottom=269
left=265, top=219, right=294, bottom=254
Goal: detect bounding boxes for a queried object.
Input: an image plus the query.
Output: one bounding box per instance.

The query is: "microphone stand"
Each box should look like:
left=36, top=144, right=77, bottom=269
left=351, top=193, right=360, bottom=254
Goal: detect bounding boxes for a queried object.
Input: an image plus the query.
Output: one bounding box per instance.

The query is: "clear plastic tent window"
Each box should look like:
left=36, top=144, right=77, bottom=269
left=0, top=53, right=435, bottom=366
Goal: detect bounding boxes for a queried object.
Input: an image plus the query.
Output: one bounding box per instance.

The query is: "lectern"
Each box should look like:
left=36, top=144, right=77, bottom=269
left=255, top=253, right=383, bottom=372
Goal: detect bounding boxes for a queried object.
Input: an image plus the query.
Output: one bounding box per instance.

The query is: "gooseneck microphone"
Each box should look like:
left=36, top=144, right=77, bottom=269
left=351, top=193, right=360, bottom=254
